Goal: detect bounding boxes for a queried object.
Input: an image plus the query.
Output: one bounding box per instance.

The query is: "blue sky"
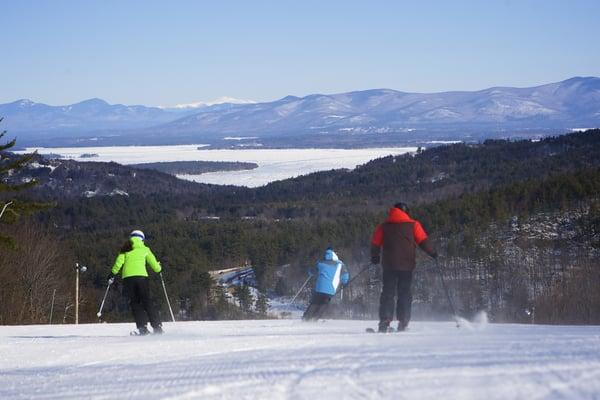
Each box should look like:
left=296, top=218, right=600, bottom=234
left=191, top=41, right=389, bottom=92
left=2, top=0, right=599, bottom=106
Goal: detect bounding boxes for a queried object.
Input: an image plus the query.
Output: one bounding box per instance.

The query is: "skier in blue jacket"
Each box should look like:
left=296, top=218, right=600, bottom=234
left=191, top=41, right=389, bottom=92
left=302, top=247, right=350, bottom=321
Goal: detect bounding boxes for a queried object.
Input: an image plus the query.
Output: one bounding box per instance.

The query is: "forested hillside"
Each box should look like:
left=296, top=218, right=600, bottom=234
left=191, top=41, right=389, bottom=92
left=1, top=130, right=599, bottom=325
left=129, top=161, right=258, bottom=175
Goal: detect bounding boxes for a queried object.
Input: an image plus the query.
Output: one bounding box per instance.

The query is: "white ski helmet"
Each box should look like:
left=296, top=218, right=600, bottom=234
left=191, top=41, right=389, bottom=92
left=129, top=230, right=145, bottom=240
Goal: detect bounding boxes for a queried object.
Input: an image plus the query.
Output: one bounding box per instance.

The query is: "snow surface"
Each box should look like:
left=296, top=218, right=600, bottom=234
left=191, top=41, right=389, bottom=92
left=22, top=146, right=416, bottom=187
left=1, top=320, right=599, bottom=400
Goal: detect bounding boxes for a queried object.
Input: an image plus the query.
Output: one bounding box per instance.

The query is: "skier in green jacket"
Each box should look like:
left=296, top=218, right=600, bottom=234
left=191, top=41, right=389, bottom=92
left=108, top=230, right=163, bottom=335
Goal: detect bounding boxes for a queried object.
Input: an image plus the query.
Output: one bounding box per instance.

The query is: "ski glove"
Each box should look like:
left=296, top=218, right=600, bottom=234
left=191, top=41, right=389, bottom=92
left=341, top=272, right=350, bottom=286
left=107, top=273, right=116, bottom=285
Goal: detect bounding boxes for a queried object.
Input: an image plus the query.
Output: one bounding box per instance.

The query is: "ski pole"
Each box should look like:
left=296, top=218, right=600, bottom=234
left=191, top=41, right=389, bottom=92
left=436, top=258, right=460, bottom=328
left=289, top=276, right=311, bottom=307
left=49, top=289, right=56, bottom=324
left=97, top=281, right=112, bottom=319
left=345, top=263, right=374, bottom=287
left=160, top=272, right=176, bottom=322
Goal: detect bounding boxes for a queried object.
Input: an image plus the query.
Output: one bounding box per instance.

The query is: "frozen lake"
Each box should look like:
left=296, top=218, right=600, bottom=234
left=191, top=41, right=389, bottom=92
left=23, top=145, right=417, bottom=187
left=1, top=320, right=599, bottom=400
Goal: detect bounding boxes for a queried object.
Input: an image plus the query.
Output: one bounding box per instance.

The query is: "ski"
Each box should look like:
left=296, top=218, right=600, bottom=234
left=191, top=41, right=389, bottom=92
left=130, top=329, right=150, bottom=336
left=130, top=328, right=163, bottom=336
left=365, top=327, right=396, bottom=333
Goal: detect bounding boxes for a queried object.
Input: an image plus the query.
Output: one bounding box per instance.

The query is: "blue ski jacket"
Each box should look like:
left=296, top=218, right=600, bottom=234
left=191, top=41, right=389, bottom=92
left=309, top=249, right=349, bottom=296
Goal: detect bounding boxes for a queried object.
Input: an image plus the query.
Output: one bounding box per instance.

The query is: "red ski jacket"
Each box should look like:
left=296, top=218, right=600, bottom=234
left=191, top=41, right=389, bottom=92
left=371, top=208, right=436, bottom=271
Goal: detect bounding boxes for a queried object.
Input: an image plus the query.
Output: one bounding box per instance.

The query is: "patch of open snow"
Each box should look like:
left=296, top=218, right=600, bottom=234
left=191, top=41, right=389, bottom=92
left=110, top=189, right=129, bottom=197
left=481, top=100, right=555, bottom=117
left=0, top=320, right=598, bottom=400
left=28, top=162, right=57, bottom=172
left=423, top=108, right=462, bottom=119
left=223, top=136, right=259, bottom=140
left=267, top=297, right=306, bottom=319
left=83, top=189, right=98, bottom=198
left=570, top=127, right=596, bottom=132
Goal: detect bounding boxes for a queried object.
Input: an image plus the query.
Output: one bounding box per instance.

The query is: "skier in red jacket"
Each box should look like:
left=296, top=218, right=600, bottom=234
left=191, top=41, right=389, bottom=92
left=371, top=202, right=437, bottom=332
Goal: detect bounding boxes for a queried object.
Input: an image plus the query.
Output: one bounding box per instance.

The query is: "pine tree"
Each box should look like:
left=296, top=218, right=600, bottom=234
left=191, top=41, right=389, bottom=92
left=255, top=291, right=269, bottom=316
left=234, top=284, right=253, bottom=313
left=0, top=119, right=47, bottom=247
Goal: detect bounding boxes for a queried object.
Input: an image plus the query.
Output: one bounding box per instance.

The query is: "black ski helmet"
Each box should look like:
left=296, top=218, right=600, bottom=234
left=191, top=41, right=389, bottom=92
left=394, top=202, right=409, bottom=212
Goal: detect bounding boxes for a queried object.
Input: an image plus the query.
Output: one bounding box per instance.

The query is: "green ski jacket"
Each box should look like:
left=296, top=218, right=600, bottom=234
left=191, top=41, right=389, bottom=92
left=111, top=237, right=161, bottom=278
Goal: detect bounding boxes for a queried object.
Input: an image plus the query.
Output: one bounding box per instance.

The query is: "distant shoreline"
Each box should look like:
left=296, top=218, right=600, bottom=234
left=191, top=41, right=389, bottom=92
left=130, top=160, right=258, bottom=175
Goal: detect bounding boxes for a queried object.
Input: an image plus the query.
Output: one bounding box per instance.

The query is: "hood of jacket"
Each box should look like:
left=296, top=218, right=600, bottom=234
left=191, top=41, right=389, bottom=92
left=324, top=249, right=339, bottom=262
left=386, top=207, right=414, bottom=223
left=130, top=236, right=145, bottom=249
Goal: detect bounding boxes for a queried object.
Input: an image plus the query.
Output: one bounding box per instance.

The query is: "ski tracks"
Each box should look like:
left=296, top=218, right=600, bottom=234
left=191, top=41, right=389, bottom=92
left=530, top=364, right=600, bottom=400
left=2, top=321, right=600, bottom=399
left=281, top=342, right=389, bottom=400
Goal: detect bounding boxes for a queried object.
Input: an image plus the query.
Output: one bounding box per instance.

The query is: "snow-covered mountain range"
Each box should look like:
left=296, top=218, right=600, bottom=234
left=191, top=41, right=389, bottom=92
left=2, top=77, right=599, bottom=146
left=0, top=98, right=188, bottom=133
left=160, top=77, right=600, bottom=136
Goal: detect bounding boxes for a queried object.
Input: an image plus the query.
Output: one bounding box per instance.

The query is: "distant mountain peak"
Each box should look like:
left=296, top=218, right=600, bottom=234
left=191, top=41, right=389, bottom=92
left=559, top=76, right=600, bottom=89
left=76, top=98, right=110, bottom=106
left=167, top=96, right=256, bottom=109
left=278, top=95, right=301, bottom=102
left=206, top=96, right=256, bottom=106
left=13, top=99, right=36, bottom=107
left=562, top=76, right=599, bottom=83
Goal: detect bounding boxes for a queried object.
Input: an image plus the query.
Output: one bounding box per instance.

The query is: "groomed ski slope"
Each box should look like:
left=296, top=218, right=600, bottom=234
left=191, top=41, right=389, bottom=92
left=1, top=320, right=599, bottom=400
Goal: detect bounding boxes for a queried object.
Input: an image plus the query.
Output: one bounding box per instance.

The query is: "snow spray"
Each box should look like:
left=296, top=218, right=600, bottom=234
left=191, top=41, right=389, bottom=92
left=456, top=310, right=489, bottom=332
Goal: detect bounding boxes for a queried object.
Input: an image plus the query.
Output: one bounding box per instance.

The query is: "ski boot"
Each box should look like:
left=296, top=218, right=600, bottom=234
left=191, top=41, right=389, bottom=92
left=378, top=320, right=392, bottom=333
left=397, top=320, right=408, bottom=332
left=152, top=325, right=164, bottom=335
left=131, top=326, right=150, bottom=336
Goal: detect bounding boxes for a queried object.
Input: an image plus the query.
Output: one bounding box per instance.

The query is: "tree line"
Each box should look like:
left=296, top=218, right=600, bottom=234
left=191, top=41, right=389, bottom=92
left=1, top=124, right=599, bottom=324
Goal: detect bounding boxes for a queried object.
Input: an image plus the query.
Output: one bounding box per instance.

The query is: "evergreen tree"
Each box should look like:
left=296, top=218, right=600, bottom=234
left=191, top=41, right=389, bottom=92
left=234, top=284, right=253, bottom=313
left=0, top=120, right=48, bottom=247
left=255, top=291, right=269, bottom=316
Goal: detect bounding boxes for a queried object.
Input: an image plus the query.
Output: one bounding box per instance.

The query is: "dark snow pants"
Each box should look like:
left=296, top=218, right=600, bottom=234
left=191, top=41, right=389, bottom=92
left=379, top=269, right=413, bottom=328
left=123, top=276, right=161, bottom=330
left=302, top=292, right=332, bottom=321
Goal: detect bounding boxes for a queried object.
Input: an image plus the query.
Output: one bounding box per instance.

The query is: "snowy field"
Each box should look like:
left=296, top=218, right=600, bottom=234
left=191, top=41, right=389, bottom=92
left=22, top=145, right=416, bottom=187
left=1, top=320, right=599, bottom=400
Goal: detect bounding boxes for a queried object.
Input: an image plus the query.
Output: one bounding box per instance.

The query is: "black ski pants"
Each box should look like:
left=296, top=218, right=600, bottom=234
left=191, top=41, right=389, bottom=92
left=302, top=292, right=332, bottom=321
left=123, top=276, right=161, bottom=330
left=379, top=269, right=413, bottom=327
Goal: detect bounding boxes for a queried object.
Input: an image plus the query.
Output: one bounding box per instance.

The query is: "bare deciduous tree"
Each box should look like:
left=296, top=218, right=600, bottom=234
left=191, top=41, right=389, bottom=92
left=0, top=223, right=70, bottom=324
